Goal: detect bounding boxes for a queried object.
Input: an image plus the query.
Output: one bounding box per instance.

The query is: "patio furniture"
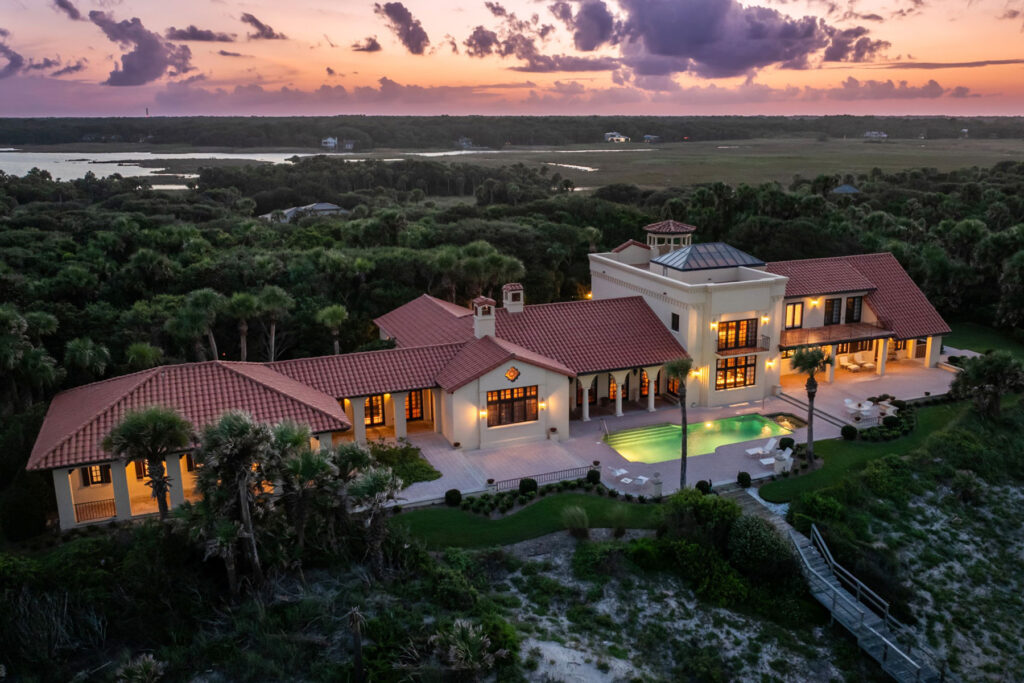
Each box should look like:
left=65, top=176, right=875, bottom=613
left=610, top=468, right=629, bottom=478
left=620, top=477, right=633, bottom=484
left=759, top=456, right=775, bottom=467
left=854, top=351, right=876, bottom=371
left=838, top=354, right=861, bottom=372
left=775, top=447, right=793, bottom=461
left=774, top=456, right=794, bottom=475
left=878, top=400, right=897, bottom=417
left=633, top=475, right=649, bottom=485
left=745, top=436, right=778, bottom=457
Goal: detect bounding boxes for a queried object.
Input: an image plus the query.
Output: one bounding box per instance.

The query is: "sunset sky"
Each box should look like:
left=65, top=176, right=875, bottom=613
left=0, top=0, right=1022, bottom=116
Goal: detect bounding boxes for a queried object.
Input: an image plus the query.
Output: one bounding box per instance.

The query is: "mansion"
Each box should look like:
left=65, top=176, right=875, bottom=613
left=28, top=220, right=950, bottom=529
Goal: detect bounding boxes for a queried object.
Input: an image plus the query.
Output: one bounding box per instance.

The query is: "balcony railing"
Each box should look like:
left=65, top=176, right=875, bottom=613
left=780, top=321, right=890, bottom=349
left=717, top=335, right=771, bottom=357
left=74, top=498, right=116, bottom=523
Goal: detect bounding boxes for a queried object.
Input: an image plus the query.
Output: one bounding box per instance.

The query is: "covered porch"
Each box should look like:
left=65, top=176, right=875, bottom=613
left=570, top=364, right=673, bottom=421
left=781, top=332, right=943, bottom=382
left=339, top=388, right=442, bottom=445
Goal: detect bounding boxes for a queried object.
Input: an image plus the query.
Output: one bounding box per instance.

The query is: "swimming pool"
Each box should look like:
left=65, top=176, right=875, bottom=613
left=605, top=415, right=792, bottom=464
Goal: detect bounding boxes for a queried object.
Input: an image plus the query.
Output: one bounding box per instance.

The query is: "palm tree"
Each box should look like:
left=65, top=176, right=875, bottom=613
left=226, top=292, right=261, bottom=362
left=258, top=285, right=294, bottom=361
left=165, top=307, right=210, bottom=361
left=316, top=304, right=349, bottom=354
left=951, top=350, right=1024, bottom=419
left=125, top=342, right=164, bottom=371
left=23, top=311, right=58, bottom=344
left=664, top=357, right=694, bottom=491
left=349, top=465, right=403, bottom=579
left=64, top=337, right=111, bottom=381
left=325, top=443, right=372, bottom=550
left=185, top=288, right=226, bottom=360
left=102, top=406, right=192, bottom=521
left=195, top=411, right=274, bottom=587
left=791, top=348, right=833, bottom=459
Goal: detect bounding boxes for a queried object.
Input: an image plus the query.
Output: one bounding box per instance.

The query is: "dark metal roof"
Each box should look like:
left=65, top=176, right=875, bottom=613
left=651, top=242, right=765, bottom=271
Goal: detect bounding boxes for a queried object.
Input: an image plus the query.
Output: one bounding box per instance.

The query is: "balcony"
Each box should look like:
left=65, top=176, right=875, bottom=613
left=780, top=322, right=890, bottom=349
left=717, top=334, right=772, bottom=357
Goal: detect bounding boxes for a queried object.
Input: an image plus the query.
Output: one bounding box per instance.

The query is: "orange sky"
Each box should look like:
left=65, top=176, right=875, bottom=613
left=0, top=0, right=1022, bottom=115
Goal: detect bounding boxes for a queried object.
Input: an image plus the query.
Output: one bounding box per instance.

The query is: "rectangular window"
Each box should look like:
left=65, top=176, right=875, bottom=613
left=845, top=296, right=862, bottom=324
left=576, top=377, right=597, bottom=405
left=715, top=355, right=757, bottom=391
left=837, top=340, right=873, bottom=354
left=185, top=454, right=197, bottom=472
left=486, top=386, right=538, bottom=427
left=364, top=395, right=385, bottom=426
left=780, top=349, right=793, bottom=359
left=608, top=375, right=617, bottom=400
left=405, top=390, right=423, bottom=421
left=134, top=460, right=149, bottom=480
left=894, top=340, right=907, bottom=351
left=640, top=370, right=650, bottom=397
left=717, top=319, right=758, bottom=351
left=823, top=298, right=842, bottom=326
left=666, top=376, right=680, bottom=396
left=670, top=313, right=680, bottom=332
left=80, top=464, right=112, bottom=487
left=785, top=303, right=803, bottom=330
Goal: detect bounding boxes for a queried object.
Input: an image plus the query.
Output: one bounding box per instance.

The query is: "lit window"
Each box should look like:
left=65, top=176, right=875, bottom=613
left=785, top=303, right=803, bottom=329
left=364, top=395, right=385, bottom=426
left=715, top=355, right=757, bottom=391
left=486, top=386, right=538, bottom=427
left=717, top=319, right=758, bottom=351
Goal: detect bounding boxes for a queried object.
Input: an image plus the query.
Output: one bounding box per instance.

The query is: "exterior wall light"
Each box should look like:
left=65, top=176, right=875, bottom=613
left=585, top=292, right=593, bottom=299
left=761, top=316, right=770, bottom=324
left=689, top=368, right=701, bottom=378
left=710, top=322, right=718, bottom=330
left=478, top=409, right=488, bottom=419
left=539, top=401, right=547, bottom=410
left=766, top=359, right=776, bottom=369
left=810, top=298, right=820, bottom=307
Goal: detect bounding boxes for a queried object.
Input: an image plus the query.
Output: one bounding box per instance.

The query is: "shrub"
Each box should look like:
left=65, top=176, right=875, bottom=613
left=779, top=437, right=795, bottom=451
left=695, top=480, right=711, bottom=495
left=586, top=469, right=601, bottom=485
left=841, top=424, right=857, bottom=440
left=952, top=470, right=984, bottom=505
left=518, top=478, right=538, bottom=495
left=116, top=653, right=168, bottom=683
left=737, top=471, right=751, bottom=488
left=882, top=415, right=900, bottom=429
left=608, top=506, right=628, bottom=538
left=661, top=488, right=741, bottom=553
left=561, top=505, right=589, bottom=539
left=727, top=516, right=796, bottom=583
left=444, top=489, right=462, bottom=507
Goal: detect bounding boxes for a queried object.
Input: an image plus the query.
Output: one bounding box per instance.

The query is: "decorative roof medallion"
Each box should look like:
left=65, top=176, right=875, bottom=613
left=505, top=366, right=520, bottom=382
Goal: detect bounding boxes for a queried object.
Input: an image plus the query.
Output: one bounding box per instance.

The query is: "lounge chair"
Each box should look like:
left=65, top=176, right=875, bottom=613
left=759, top=456, right=775, bottom=467
left=610, top=468, right=629, bottom=478
left=745, top=436, right=778, bottom=457
left=633, top=475, right=649, bottom=486
left=854, top=351, right=876, bottom=371
left=838, top=354, right=860, bottom=372
left=775, top=447, right=793, bottom=461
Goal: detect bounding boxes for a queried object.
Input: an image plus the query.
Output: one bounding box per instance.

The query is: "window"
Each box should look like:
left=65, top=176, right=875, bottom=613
left=640, top=370, right=650, bottom=397
left=364, top=395, right=385, bottom=426
left=670, top=313, right=680, bottom=332
left=486, top=386, right=538, bottom=427
left=185, top=454, right=197, bottom=472
left=576, top=377, right=597, bottom=405
left=894, top=340, right=907, bottom=351
left=785, top=303, right=803, bottom=330
left=666, top=376, right=680, bottom=396
left=80, top=464, right=111, bottom=487
left=134, top=460, right=150, bottom=480
left=823, top=298, right=842, bottom=326
left=405, top=390, right=423, bottom=421
left=781, top=349, right=793, bottom=359
left=608, top=375, right=617, bottom=400
left=715, top=356, right=757, bottom=391
left=717, top=319, right=758, bottom=351
left=836, top=340, right=873, bottom=354
left=845, top=296, right=862, bottom=324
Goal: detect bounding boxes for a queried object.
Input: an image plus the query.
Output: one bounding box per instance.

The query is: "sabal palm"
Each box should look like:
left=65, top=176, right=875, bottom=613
left=64, top=337, right=111, bottom=379
left=226, top=292, right=261, bottom=362
left=791, top=348, right=833, bottom=459
left=665, top=357, right=693, bottom=491
left=102, top=406, right=192, bottom=521
left=258, top=285, right=294, bottom=361
left=165, top=307, right=210, bottom=361
left=316, top=304, right=349, bottom=354
left=268, top=421, right=338, bottom=556
left=349, top=465, right=403, bottom=578
left=185, top=288, right=226, bottom=360
left=125, top=342, right=164, bottom=370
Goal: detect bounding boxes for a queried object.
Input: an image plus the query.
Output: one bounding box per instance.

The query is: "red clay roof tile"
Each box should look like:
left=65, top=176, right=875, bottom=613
left=435, top=336, right=574, bottom=392
left=612, top=239, right=651, bottom=253
left=643, top=220, right=697, bottom=234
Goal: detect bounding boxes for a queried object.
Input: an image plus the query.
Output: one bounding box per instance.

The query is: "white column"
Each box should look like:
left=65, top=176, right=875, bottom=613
left=52, top=469, right=76, bottom=530
left=166, top=454, right=186, bottom=508
left=644, top=365, right=661, bottom=412
left=111, top=462, right=132, bottom=520
left=351, top=398, right=367, bottom=444
left=611, top=370, right=630, bottom=417
left=925, top=335, right=941, bottom=367
left=876, top=338, right=889, bottom=376
left=393, top=391, right=408, bottom=440
left=906, top=339, right=916, bottom=360
left=827, top=345, right=836, bottom=383
left=431, top=389, right=443, bottom=433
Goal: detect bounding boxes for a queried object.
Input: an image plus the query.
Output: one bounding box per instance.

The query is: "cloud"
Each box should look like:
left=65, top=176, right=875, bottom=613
left=878, top=58, right=1024, bottom=69
left=165, top=25, right=235, bottom=42
left=352, top=36, right=383, bottom=52
left=25, top=57, right=61, bottom=72
left=326, top=66, right=335, bottom=76
left=51, top=58, right=87, bottom=76
left=819, top=76, right=946, bottom=100
left=374, top=3, right=430, bottom=54
left=549, top=0, right=619, bottom=51
left=0, top=42, right=25, bottom=79
left=823, top=26, right=889, bottom=62
left=53, top=0, right=82, bottom=21
left=217, top=49, right=248, bottom=58
left=240, top=13, right=286, bottom=40
left=89, top=11, right=193, bottom=86
left=999, top=9, right=1021, bottom=20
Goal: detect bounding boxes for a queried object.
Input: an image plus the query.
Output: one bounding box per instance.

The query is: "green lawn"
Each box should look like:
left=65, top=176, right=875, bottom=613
left=758, top=401, right=967, bottom=503
left=944, top=322, right=1024, bottom=359
left=392, top=493, right=661, bottom=548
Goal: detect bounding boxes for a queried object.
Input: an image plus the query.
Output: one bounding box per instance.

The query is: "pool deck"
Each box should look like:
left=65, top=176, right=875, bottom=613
left=401, top=359, right=957, bottom=504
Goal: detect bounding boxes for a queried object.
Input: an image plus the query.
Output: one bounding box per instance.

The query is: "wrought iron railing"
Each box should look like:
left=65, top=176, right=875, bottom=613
left=74, top=498, right=116, bottom=523
left=493, top=464, right=597, bottom=492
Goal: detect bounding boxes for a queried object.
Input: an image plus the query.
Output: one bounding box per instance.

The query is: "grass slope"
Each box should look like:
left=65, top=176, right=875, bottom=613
left=945, top=322, right=1024, bottom=359
left=393, top=494, right=661, bottom=548
left=759, top=401, right=966, bottom=503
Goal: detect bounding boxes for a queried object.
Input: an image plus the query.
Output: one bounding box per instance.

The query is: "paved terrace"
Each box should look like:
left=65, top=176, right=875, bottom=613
left=401, top=359, right=957, bottom=505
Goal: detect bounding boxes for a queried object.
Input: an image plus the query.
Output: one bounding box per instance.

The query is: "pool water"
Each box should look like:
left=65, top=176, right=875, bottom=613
left=605, top=415, right=791, bottom=464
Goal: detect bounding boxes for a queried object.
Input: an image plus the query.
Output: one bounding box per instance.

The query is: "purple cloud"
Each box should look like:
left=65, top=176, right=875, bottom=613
left=0, top=41, right=25, bottom=79
left=26, top=57, right=61, bottom=71
left=53, top=0, right=82, bottom=21
left=165, top=25, right=235, bottom=42
left=217, top=50, right=247, bottom=57
left=374, top=3, right=430, bottom=55
left=352, top=36, right=383, bottom=52
left=240, top=13, right=286, bottom=40
left=823, top=26, right=889, bottom=62
left=89, top=11, right=193, bottom=86
left=51, top=58, right=87, bottom=76
left=549, top=0, right=619, bottom=51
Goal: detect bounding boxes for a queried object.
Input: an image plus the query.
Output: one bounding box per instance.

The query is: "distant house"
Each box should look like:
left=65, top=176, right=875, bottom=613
left=642, top=134, right=662, bottom=144
left=604, top=132, right=630, bottom=143
left=321, top=136, right=338, bottom=150
left=259, top=202, right=349, bottom=224
left=831, top=184, right=861, bottom=195
left=863, top=131, right=888, bottom=140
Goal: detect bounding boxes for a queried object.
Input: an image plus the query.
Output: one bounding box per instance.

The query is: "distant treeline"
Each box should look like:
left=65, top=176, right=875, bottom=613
left=2, top=115, right=1024, bottom=149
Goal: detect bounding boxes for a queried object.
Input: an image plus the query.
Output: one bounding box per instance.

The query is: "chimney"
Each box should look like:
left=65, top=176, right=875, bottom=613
left=472, top=296, right=496, bottom=338
left=501, top=283, right=524, bottom=313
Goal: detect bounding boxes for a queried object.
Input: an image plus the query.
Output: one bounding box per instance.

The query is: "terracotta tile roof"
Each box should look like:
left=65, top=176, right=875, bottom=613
left=269, top=343, right=465, bottom=398
left=502, top=282, right=524, bottom=292
left=765, top=259, right=875, bottom=297
left=780, top=322, right=892, bottom=349
left=377, top=294, right=686, bottom=374
left=374, top=294, right=473, bottom=346
left=435, top=336, right=574, bottom=392
left=643, top=220, right=697, bottom=234
left=611, top=239, right=650, bottom=253
left=768, top=253, right=950, bottom=340
left=27, top=362, right=349, bottom=471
